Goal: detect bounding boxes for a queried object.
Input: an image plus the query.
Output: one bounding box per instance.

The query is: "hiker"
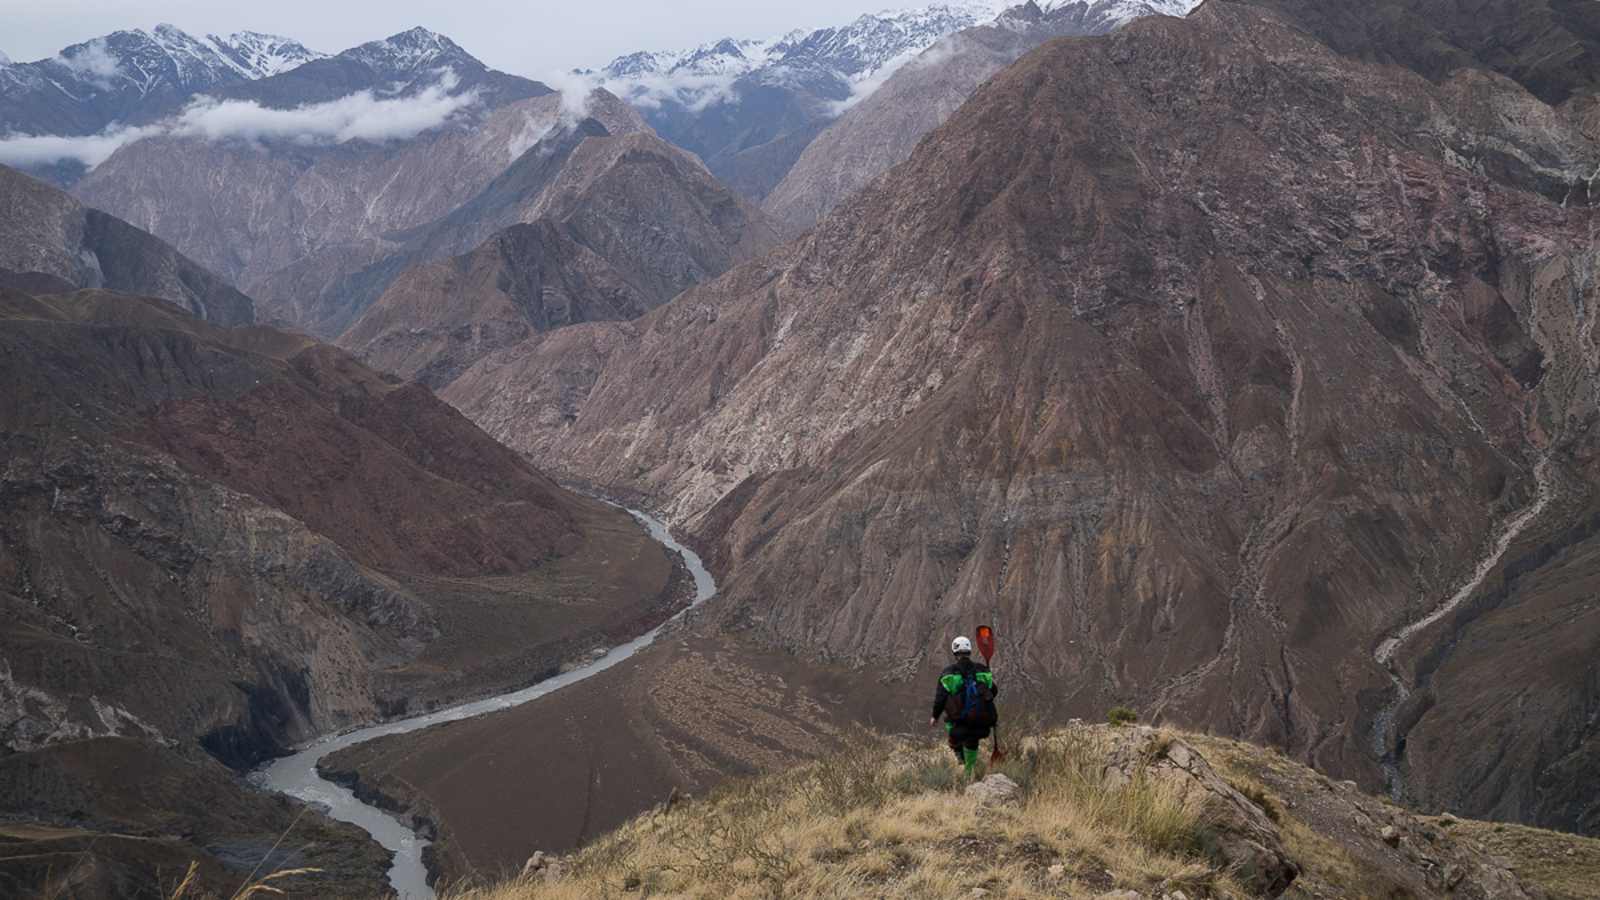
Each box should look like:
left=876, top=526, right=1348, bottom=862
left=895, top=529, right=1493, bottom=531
left=928, top=636, right=998, bottom=778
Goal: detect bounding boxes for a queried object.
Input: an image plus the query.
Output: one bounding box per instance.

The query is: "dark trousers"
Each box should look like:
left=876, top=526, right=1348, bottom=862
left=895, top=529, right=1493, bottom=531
left=948, top=723, right=991, bottom=759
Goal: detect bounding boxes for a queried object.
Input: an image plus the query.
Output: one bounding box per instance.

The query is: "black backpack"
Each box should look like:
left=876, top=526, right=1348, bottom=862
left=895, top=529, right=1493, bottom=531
left=943, top=669, right=997, bottom=727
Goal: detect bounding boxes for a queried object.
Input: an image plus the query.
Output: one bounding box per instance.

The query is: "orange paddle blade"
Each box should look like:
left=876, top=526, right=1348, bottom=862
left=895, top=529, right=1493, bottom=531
left=975, top=625, right=995, bottom=661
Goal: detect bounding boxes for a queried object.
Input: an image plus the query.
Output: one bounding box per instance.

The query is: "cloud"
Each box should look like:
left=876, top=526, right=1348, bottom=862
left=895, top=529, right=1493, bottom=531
left=173, top=69, right=478, bottom=144
left=591, top=69, right=741, bottom=113
left=506, top=113, right=556, bottom=161
left=0, top=125, right=160, bottom=170
left=541, top=69, right=601, bottom=126
left=58, top=39, right=122, bottom=88
left=0, top=71, right=480, bottom=172
left=823, top=34, right=964, bottom=118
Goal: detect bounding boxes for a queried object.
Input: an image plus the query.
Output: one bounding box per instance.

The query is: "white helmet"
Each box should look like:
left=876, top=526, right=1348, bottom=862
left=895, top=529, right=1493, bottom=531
left=951, top=636, right=973, bottom=655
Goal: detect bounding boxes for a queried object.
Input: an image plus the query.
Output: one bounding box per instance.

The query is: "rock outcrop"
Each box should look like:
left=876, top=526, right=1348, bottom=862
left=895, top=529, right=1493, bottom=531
left=1101, top=728, right=1298, bottom=894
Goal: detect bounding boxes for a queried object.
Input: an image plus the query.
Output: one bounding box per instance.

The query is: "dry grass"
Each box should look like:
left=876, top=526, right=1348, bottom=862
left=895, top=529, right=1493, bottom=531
left=165, top=862, right=325, bottom=899
left=446, top=727, right=1246, bottom=900
left=1435, top=817, right=1600, bottom=900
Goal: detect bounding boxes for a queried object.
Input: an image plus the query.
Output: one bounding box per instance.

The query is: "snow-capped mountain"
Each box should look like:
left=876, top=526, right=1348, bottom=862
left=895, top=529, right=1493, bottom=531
left=0, top=50, right=12, bottom=68
left=0, top=25, right=550, bottom=187
left=590, top=3, right=996, bottom=102
left=581, top=0, right=1198, bottom=202
left=341, top=27, right=478, bottom=76
left=1038, top=0, right=1200, bottom=31
left=0, top=24, right=323, bottom=139
left=579, top=2, right=1001, bottom=201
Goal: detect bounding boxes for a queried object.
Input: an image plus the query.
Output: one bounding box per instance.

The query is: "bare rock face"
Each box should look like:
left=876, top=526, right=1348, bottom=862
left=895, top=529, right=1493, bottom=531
left=0, top=165, right=252, bottom=325
left=74, top=91, right=648, bottom=336
left=765, top=1, right=1201, bottom=235
left=447, top=0, right=1600, bottom=835
left=339, top=128, right=778, bottom=387
left=1100, top=728, right=1297, bottom=895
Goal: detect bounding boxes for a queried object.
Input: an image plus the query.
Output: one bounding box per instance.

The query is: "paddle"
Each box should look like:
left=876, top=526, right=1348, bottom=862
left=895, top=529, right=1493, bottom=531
left=974, top=625, right=1006, bottom=763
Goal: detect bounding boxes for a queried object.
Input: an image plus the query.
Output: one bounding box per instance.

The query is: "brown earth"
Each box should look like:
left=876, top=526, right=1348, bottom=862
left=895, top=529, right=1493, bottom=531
left=320, top=624, right=924, bottom=889
left=0, top=738, right=389, bottom=899
left=444, top=0, right=1600, bottom=838
left=0, top=287, right=678, bottom=897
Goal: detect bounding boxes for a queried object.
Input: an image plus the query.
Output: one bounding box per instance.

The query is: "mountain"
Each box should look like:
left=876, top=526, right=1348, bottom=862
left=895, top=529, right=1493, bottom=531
left=446, top=0, right=1600, bottom=841
left=0, top=25, right=323, bottom=138
left=213, top=26, right=547, bottom=110
left=0, top=282, right=684, bottom=896
left=1, top=25, right=549, bottom=190
left=74, top=53, right=585, bottom=337
left=338, top=125, right=779, bottom=387
left=585, top=2, right=1000, bottom=200
left=0, top=164, right=252, bottom=324
left=765, top=0, right=1201, bottom=234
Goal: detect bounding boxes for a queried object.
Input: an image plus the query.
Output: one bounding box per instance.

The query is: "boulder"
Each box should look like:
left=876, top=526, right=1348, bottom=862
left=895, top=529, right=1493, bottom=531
left=1099, top=730, right=1298, bottom=897
left=965, top=774, right=1021, bottom=807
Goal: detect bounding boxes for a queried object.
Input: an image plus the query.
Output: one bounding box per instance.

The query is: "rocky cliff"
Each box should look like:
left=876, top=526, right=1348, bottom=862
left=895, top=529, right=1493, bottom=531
left=339, top=127, right=778, bottom=388
left=445, top=0, right=1600, bottom=835
left=74, top=91, right=641, bottom=337
left=0, top=165, right=253, bottom=325
left=764, top=0, right=1200, bottom=235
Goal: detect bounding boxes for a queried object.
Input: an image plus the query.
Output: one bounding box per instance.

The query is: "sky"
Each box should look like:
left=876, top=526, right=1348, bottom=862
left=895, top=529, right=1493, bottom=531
left=0, top=0, right=936, bottom=76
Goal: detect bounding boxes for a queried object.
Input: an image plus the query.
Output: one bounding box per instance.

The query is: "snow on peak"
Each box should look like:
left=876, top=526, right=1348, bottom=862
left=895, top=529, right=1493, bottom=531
left=26, top=23, right=320, bottom=102
left=343, top=27, right=473, bottom=74
left=0, top=49, right=12, bottom=67
left=589, top=1, right=997, bottom=111
left=1036, top=0, right=1202, bottom=28
left=205, top=31, right=326, bottom=79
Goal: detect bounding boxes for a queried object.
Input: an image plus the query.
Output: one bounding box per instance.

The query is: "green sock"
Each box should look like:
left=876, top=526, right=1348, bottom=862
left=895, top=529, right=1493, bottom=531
left=963, top=748, right=978, bottom=777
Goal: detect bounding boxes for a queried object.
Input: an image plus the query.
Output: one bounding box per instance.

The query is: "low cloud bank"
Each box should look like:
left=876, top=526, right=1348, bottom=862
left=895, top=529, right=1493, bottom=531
left=603, top=70, right=742, bottom=113
left=174, top=71, right=477, bottom=144
left=0, top=70, right=476, bottom=171
left=0, top=126, right=161, bottom=170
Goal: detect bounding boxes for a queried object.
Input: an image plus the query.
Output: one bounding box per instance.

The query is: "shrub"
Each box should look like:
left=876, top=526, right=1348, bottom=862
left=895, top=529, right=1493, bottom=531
left=1108, top=706, right=1140, bottom=727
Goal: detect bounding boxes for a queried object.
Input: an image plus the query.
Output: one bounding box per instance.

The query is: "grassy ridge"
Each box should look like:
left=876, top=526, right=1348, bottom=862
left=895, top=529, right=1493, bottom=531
left=448, top=727, right=1248, bottom=899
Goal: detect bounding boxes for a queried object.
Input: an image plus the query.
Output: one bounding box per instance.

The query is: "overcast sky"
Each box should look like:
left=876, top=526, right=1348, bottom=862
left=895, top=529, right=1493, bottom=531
left=0, top=0, right=925, bottom=75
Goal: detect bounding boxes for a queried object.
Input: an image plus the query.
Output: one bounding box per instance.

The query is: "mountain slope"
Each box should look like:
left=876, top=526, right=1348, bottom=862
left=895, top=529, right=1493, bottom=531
left=765, top=0, right=1201, bottom=234
left=0, top=284, right=682, bottom=897
left=0, top=163, right=252, bottom=324
left=446, top=0, right=1600, bottom=837
left=75, top=86, right=631, bottom=337
left=339, top=126, right=779, bottom=387
left=1237, top=0, right=1600, bottom=108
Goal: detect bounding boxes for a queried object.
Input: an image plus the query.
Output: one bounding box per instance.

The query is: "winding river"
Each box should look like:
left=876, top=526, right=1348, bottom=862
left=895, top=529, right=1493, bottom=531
left=252, top=508, right=717, bottom=900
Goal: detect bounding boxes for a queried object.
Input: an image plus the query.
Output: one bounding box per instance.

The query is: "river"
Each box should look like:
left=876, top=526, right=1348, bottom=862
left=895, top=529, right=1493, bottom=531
left=252, top=507, right=717, bottom=899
